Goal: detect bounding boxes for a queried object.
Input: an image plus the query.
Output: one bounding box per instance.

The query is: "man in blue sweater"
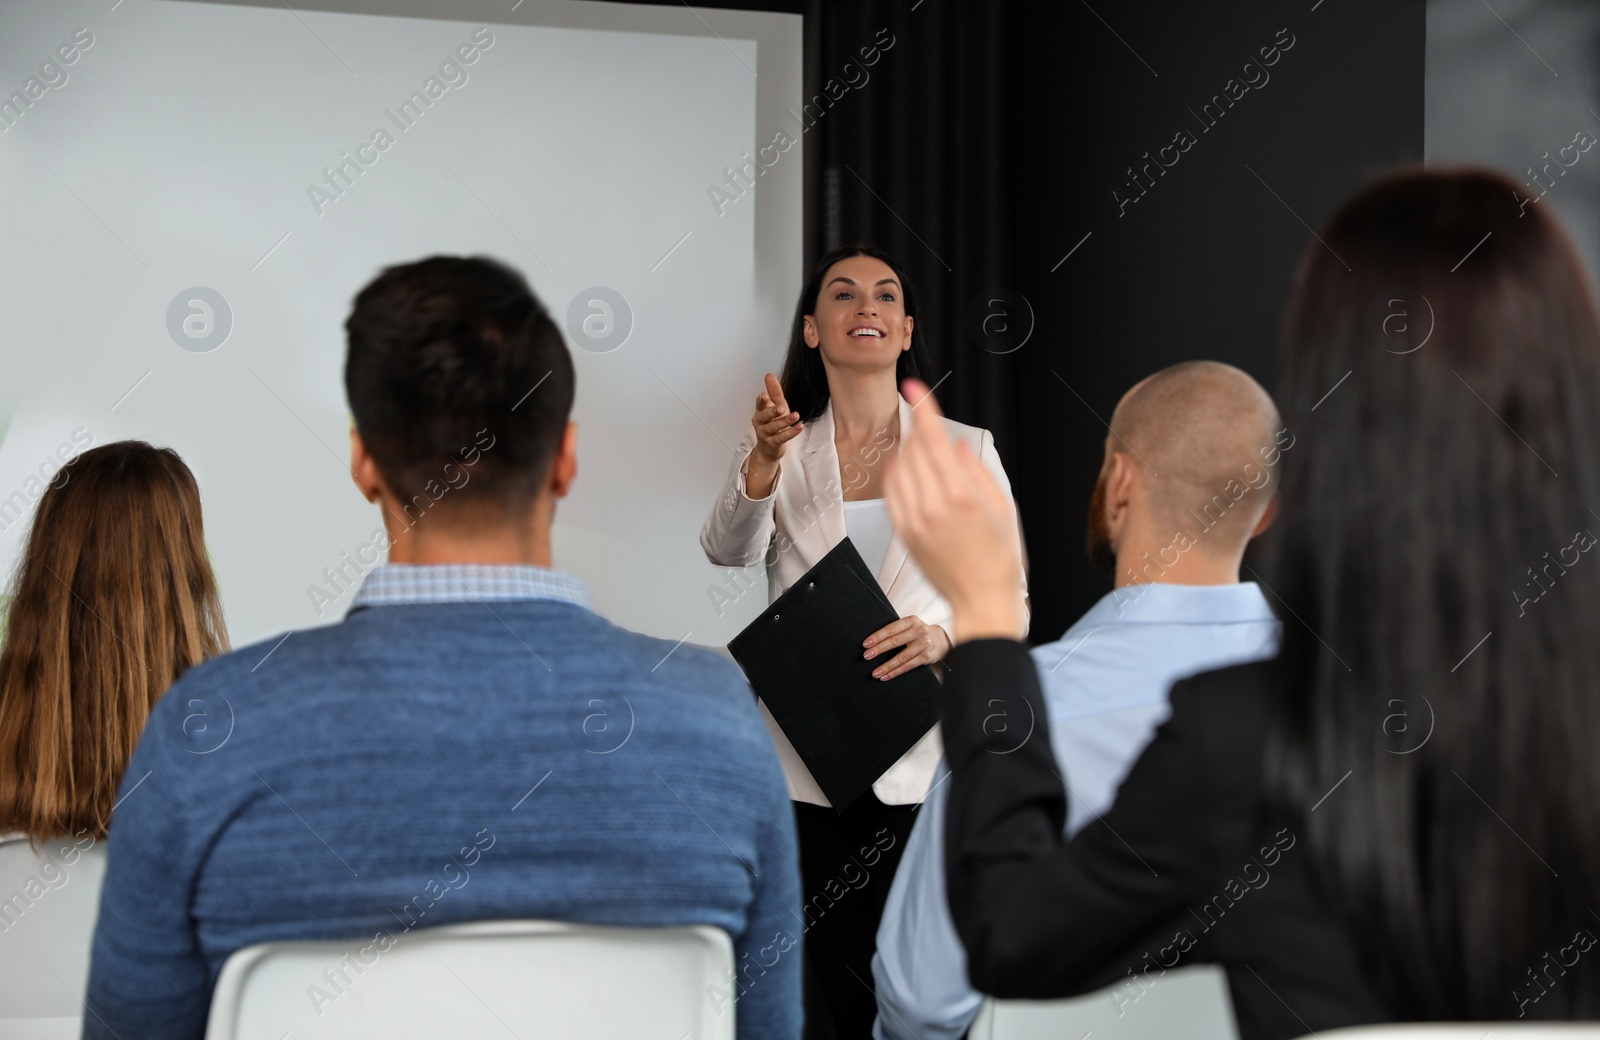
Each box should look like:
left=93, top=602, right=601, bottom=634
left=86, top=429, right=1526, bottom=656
left=82, top=256, right=802, bottom=1038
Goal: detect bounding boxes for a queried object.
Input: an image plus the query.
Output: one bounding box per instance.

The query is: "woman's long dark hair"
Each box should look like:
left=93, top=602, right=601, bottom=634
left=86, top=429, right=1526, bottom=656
left=779, top=244, right=932, bottom=422
left=1264, top=168, right=1600, bottom=1019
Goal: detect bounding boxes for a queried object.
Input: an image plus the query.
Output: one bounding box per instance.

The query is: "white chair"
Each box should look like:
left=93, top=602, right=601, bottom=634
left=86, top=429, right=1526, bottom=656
left=205, top=920, right=736, bottom=1040
left=1315, top=1028, right=1600, bottom=1038
left=0, top=833, right=107, bottom=1040
left=967, top=963, right=1239, bottom=1040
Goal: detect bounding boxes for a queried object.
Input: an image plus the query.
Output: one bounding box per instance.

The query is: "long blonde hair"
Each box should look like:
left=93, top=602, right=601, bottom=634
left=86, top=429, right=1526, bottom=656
left=0, top=441, right=228, bottom=840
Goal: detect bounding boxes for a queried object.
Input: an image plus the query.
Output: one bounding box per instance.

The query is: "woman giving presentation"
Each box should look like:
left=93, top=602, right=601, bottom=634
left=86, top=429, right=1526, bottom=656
left=700, top=243, right=1029, bottom=1037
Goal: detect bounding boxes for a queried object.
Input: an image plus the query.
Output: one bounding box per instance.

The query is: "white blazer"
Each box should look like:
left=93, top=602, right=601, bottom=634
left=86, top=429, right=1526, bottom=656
left=701, top=393, right=1029, bottom=806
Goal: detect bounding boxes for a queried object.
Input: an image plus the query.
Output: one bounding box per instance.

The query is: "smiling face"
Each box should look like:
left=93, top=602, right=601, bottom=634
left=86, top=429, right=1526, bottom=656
left=802, top=254, right=914, bottom=374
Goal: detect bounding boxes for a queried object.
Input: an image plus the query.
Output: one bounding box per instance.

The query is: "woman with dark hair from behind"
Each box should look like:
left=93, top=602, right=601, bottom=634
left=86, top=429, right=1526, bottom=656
left=701, top=244, right=1029, bottom=1036
left=0, top=441, right=229, bottom=841
left=1264, top=167, right=1600, bottom=1020
left=881, top=167, right=1600, bottom=1038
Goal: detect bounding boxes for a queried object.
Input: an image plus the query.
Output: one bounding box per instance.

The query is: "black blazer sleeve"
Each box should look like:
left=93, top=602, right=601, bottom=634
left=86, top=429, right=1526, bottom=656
left=940, top=638, right=1236, bottom=997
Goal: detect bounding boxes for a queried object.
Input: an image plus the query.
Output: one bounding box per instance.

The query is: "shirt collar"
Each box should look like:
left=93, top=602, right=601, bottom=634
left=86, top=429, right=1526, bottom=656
left=349, top=563, right=592, bottom=612
left=1076, top=581, right=1276, bottom=627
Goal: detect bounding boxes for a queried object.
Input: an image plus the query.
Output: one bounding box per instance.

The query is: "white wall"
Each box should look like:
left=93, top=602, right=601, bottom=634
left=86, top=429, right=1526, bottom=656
left=0, top=0, right=802, bottom=647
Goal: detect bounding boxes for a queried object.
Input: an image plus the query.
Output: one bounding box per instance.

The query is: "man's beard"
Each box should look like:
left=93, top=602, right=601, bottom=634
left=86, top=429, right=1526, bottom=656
left=1085, top=469, right=1117, bottom=577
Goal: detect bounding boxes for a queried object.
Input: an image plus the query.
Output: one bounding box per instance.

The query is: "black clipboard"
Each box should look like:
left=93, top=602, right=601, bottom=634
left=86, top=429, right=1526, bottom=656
left=727, top=538, right=941, bottom=813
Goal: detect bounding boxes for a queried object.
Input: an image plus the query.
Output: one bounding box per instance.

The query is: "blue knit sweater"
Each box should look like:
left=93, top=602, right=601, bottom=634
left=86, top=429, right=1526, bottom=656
left=82, top=599, right=801, bottom=1038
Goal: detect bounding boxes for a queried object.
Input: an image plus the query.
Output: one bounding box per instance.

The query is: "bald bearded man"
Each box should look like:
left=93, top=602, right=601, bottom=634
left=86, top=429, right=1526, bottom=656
left=872, top=361, right=1287, bottom=1040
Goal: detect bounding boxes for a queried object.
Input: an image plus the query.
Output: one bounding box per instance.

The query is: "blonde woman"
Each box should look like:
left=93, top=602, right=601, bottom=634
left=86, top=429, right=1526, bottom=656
left=0, top=440, right=228, bottom=840
left=702, top=243, right=1028, bottom=1037
left=0, top=440, right=227, bottom=1023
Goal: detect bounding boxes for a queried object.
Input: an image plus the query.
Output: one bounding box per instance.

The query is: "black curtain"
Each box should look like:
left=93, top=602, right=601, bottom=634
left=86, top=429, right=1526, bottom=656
left=803, top=0, right=1424, bottom=643
left=619, top=0, right=1426, bottom=643
left=803, top=0, right=1019, bottom=476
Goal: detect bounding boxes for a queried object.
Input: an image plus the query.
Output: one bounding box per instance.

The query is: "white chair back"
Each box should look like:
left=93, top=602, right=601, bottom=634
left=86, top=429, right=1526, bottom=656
left=968, top=963, right=1238, bottom=1040
left=0, top=833, right=106, bottom=1039
left=970, top=970, right=1600, bottom=1040
left=204, top=920, right=736, bottom=1040
left=1317, top=1028, right=1600, bottom=1038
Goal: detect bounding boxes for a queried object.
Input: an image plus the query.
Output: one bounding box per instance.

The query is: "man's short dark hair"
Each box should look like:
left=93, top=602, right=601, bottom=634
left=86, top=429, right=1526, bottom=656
left=344, top=255, right=576, bottom=516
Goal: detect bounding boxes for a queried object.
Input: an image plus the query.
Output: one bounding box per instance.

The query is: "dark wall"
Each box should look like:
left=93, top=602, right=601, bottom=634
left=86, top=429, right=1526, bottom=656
left=1006, top=0, right=1426, bottom=641
left=616, top=0, right=1426, bottom=643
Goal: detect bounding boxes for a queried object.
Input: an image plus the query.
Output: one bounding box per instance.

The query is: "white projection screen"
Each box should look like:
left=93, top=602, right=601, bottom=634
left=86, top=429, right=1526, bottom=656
left=0, top=0, right=802, bottom=648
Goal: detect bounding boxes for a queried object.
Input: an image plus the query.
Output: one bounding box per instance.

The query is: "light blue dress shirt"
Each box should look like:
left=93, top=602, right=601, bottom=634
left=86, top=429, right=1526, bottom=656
left=350, top=561, right=592, bottom=611
left=871, top=581, right=1281, bottom=1040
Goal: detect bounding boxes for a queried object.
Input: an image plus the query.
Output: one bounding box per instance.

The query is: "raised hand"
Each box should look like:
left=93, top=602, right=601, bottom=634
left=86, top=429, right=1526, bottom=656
left=884, top=378, right=1026, bottom=644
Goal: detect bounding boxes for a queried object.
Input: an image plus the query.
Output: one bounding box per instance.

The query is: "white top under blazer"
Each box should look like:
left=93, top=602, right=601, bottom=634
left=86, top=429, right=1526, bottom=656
left=843, top=499, right=895, bottom=576
left=701, top=393, right=1030, bottom=806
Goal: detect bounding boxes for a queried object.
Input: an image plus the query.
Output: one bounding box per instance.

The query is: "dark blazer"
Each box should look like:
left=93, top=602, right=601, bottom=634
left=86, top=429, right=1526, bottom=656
left=938, top=639, right=1388, bottom=1040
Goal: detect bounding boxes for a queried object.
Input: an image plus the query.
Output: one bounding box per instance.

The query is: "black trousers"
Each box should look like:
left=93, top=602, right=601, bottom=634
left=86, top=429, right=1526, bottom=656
left=793, top=794, right=920, bottom=1040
